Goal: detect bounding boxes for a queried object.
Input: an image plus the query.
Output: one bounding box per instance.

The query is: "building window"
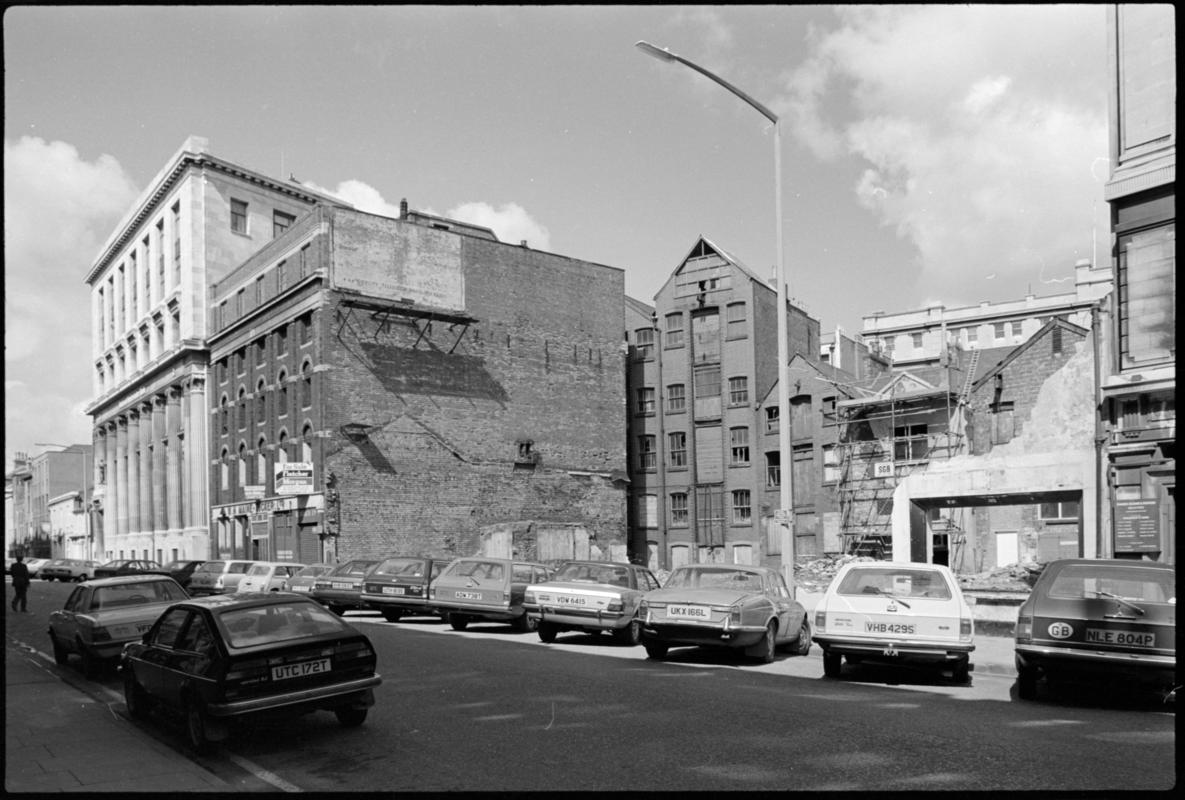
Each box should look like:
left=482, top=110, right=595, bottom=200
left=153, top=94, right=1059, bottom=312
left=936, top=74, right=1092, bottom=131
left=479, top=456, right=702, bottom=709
left=256, top=439, right=267, bottom=489
left=729, top=427, right=750, bottom=465
left=255, top=275, right=265, bottom=306
left=256, top=380, right=267, bottom=424
left=277, top=370, right=288, bottom=417
left=238, top=388, right=248, bottom=430
left=894, top=424, right=929, bottom=461
left=791, top=395, right=812, bottom=439
left=273, top=210, right=295, bottom=238
left=668, top=432, right=687, bottom=468
left=637, top=435, right=656, bottom=470
left=670, top=492, right=688, bottom=526
left=1118, top=221, right=1175, bottom=368
left=171, top=202, right=182, bottom=282
left=765, top=406, right=779, bottom=433
left=726, top=302, right=747, bottom=339
left=220, top=448, right=229, bottom=490
left=731, top=490, right=751, bottom=523
left=219, top=396, right=229, bottom=435
left=994, top=322, right=1006, bottom=340
left=636, top=387, right=655, bottom=415
left=254, top=337, right=266, bottom=367
left=765, top=451, right=781, bottom=488
left=156, top=220, right=165, bottom=293
left=277, top=260, right=287, bottom=291
left=1052, top=326, right=1063, bottom=354
left=236, top=348, right=246, bottom=376
left=728, top=376, right=749, bottom=406
left=277, top=431, right=288, bottom=464
left=301, top=362, right=312, bottom=408
left=665, top=313, right=684, bottom=348
left=277, top=324, right=288, bottom=355
left=991, top=401, right=1015, bottom=445
left=238, top=444, right=247, bottom=487
left=1011, top=320, right=1023, bottom=337
left=231, top=199, right=248, bottom=234
left=300, top=312, right=313, bottom=345
left=299, top=244, right=310, bottom=278
left=912, top=332, right=924, bottom=349
left=693, top=365, right=721, bottom=419
left=637, top=494, right=658, bottom=529
left=666, top=384, right=685, bottom=413
left=823, top=444, right=840, bottom=483
left=1039, top=499, right=1080, bottom=522
left=966, top=327, right=978, bottom=347
left=634, top=328, right=655, bottom=359
left=301, top=425, right=314, bottom=462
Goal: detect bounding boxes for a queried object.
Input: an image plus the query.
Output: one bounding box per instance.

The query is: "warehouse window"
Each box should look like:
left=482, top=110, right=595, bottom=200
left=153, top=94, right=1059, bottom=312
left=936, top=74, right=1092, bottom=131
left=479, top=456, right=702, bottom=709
left=731, top=490, right=751, bottom=523
left=637, top=435, right=656, bottom=470
left=666, top=384, right=686, bottom=413
left=665, top=313, right=684, bottom=348
left=1039, top=500, right=1079, bottom=522
left=668, top=432, right=687, bottom=469
left=670, top=492, right=688, bottom=526
left=730, top=427, right=750, bottom=465
left=728, top=376, right=749, bottom=406
left=230, top=199, right=248, bottom=234
left=273, top=210, right=295, bottom=238
left=636, top=387, right=655, bottom=414
left=634, top=328, right=654, bottom=359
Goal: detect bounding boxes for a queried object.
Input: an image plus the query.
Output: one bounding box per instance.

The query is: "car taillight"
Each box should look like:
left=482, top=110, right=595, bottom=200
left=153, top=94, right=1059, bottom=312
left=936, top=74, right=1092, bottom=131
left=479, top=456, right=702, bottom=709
left=428, top=587, right=436, bottom=599
left=214, top=577, right=224, bottom=589
left=960, top=616, right=973, bottom=642
left=1016, top=615, right=1032, bottom=640
left=334, top=640, right=374, bottom=663
left=606, top=599, right=623, bottom=613
left=524, top=590, right=538, bottom=604
left=815, top=610, right=826, bottom=631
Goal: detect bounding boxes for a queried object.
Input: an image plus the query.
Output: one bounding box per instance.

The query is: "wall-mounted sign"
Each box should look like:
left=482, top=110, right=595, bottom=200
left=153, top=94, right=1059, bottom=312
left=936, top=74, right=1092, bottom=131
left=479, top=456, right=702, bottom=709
left=243, top=485, right=265, bottom=500
left=874, top=462, right=894, bottom=478
left=1114, top=499, right=1160, bottom=553
left=274, top=462, right=314, bottom=495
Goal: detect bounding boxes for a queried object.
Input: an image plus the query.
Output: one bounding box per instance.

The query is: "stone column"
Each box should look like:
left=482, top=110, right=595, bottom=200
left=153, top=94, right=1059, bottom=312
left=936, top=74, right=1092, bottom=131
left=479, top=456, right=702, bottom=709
left=185, top=375, right=208, bottom=534
left=166, top=387, right=183, bottom=532
left=152, top=394, right=168, bottom=531
left=126, top=409, right=141, bottom=538
left=139, top=401, right=154, bottom=545
left=115, top=417, right=129, bottom=539
left=95, top=427, right=109, bottom=559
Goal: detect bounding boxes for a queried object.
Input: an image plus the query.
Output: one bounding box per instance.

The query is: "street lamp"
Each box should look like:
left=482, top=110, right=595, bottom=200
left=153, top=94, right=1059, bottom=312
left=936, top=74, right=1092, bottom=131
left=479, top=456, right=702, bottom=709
left=35, top=443, right=92, bottom=561
left=636, top=40, right=794, bottom=592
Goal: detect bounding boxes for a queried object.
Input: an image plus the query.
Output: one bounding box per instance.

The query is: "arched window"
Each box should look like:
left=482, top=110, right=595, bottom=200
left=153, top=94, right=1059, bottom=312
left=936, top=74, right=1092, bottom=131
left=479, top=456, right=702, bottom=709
left=301, top=361, right=312, bottom=409
left=256, top=379, right=266, bottom=424
left=220, top=446, right=230, bottom=490
left=238, top=443, right=247, bottom=487
left=238, top=387, right=247, bottom=430
left=277, top=370, right=288, bottom=418
left=277, top=431, right=289, bottom=464
left=219, top=395, right=229, bottom=435
left=301, top=424, right=314, bottom=462
left=257, top=436, right=267, bottom=489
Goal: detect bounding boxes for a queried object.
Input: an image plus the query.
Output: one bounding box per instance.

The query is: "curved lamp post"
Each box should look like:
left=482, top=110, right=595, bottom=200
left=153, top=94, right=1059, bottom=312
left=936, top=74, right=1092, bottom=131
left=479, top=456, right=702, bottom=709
left=636, top=40, right=794, bottom=592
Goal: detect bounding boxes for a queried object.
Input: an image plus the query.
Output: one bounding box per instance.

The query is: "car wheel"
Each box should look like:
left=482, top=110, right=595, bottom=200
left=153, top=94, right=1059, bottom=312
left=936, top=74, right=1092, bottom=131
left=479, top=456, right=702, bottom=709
left=185, top=697, right=216, bottom=755
left=644, top=642, right=669, bottom=660
left=328, top=605, right=345, bottom=616
left=750, top=622, right=777, bottom=663
left=123, top=669, right=150, bottom=720
left=335, top=707, right=368, bottom=728
left=537, top=622, right=558, bottom=643
left=823, top=650, right=843, bottom=678
left=791, top=617, right=812, bottom=656
left=380, top=609, right=403, bottom=623
left=613, top=619, right=642, bottom=647
left=75, top=575, right=87, bottom=583
left=1016, top=662, right=1039, bottom=700
left=449, top=615, right=469, bottom=631
left=79, top=642, right=101, bottom=679
left=951, top=657, right=970, bottom=684
left=50, top=633, right=69, bottom=666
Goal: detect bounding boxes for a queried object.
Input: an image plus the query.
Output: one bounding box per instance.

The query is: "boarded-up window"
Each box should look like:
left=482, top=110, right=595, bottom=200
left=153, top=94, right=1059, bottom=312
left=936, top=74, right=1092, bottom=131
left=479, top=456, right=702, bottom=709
left=691, top=310, right=719, bottom=363
left=694, top=366, right=721, bottom=419
left=695, top=426, right=723, bottom=483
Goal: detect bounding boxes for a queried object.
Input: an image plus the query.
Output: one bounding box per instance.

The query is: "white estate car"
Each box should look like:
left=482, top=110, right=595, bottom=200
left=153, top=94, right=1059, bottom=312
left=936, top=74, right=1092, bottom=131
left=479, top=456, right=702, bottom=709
left=235, top=561, right=306, bottom=593
left=812, top=561, right=976, bottom=682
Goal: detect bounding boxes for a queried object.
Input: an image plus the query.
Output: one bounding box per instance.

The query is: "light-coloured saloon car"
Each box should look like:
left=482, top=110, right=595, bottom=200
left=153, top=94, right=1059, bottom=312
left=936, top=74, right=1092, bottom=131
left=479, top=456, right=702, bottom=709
left=524, top=560, right=662, bottom=646
left=812, top=561, right=975, bottom=682
left=187, top=560, right=257, bottom=596
left=236, top=561, right=306, bottom=593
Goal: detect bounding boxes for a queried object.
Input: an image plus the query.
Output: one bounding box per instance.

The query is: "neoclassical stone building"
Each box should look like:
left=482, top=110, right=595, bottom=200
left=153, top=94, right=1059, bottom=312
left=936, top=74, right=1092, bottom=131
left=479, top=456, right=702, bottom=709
left=84, top=136, right=348, bottom=562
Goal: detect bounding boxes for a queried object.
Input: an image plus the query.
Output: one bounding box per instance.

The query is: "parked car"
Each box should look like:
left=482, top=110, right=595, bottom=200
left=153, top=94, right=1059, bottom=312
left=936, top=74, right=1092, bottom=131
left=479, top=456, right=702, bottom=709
left=282, top=563, right=334, bottom=595
left=162, top=559, right=206, bottom=589
left=121, top=593, right=382, bottom=754
left=311, top=560, right=380, bottom=615
left=524, top=560, right=663, bottom=646
left=812, top=561, right=975, bottom=682
left=429, top=557, right=553, bottom=632
left=1014, top=558, right=1175, bottom=700
left=187, top=560, right=256, bottom=596
left=47, top=574, right=189, bottom=678
left=40, top=559, right=100, bottom=582
left=640, top=564, right=811, bottom=663
left=92, top=559, right=168, bottom=579
left=236, top=561, right=306, bottom=594
left=361, top=556, right=452, bottom=622
left=25, top=558, right=51, bottom=578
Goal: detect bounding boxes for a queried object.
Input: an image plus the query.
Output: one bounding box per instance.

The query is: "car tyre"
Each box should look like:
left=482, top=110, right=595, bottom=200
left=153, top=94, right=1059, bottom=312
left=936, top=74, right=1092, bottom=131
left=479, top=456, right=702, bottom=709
left=449, top=614, right=469, bottom=631
left=335, top=707, right=368, bottom=727
left=50, top=633, right=69, bottom=666
left=79, top=642, right=101, bottom=679
left=613, top=619, right=642, bottom=647
left=185, top=697, right=216, bottom=755
left=537, top=621, right=558, bottom=643
left=1016, top=662, right=1039, bottom=700
left=823, top=650, right=843, bottom=678
left=791, top=617, right=812, bottom=656
left=644, top=642, right=669, bottom=660
left=750, top=622, right=777, bottom=663
left=512, top=613, right=538, bottom=633
left=123, top=669, right=150, bottom=720
left=328, top=605, right=345, bottom=617
left=951, top=657, right=970, bottom=684
left=380, top=609, right=403, bottom=623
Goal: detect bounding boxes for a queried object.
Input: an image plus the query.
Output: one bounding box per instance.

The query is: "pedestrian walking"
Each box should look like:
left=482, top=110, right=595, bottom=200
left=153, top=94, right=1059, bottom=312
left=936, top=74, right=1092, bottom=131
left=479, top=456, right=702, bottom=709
left=10, top=555, right=30, bottom=612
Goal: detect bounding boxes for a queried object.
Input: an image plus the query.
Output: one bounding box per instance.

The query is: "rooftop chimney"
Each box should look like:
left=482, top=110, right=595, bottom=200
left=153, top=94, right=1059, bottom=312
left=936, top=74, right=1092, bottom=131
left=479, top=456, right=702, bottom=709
left=399, top=198, right=408, bottom=219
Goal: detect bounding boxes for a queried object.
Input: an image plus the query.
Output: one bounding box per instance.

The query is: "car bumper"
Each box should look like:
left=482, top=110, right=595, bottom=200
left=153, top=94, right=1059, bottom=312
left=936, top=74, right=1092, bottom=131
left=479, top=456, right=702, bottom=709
left=361, top=594, right=430, bottom=611
left=206, top=675, right=382, bottom=718
left=814, top=634, right=974, bottom=662
left=526, top=605, right=631, bottom=631
left=312, top=591, right=366, bottom=607
left=188, top=587, right=231, bottom=596
left=431, top=602, right=522, bottom=622
left=642, top=621, right=767, bottom=649
left=1016, top=642, right=1175, bottom=681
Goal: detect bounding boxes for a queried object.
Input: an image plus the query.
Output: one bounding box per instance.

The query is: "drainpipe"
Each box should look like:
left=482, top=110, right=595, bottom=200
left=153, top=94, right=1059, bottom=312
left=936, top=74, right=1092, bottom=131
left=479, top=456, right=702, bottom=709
left=1091, top=304, right=1106, bottom=558
left=652, top=315, right=668, bottom=569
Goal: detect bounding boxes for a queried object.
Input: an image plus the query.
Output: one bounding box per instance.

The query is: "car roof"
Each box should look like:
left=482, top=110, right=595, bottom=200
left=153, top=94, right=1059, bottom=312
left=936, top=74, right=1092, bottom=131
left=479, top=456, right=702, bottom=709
left=175, top=592, right=324, bottom=612
left=1041, top=558, right=1174, bottom=572
left=83, top=574, right=183, bottom=587
left=674, top=563, right=773, bottom=574
left=559, top=560, right=638, bottom=569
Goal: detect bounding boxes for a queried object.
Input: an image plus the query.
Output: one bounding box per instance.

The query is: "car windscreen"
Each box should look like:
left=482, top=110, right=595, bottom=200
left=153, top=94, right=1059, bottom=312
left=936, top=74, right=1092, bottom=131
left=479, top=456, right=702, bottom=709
left=294, top=564, right=333, bottom=579
left=1045, top=564, right=1174, bottom=603
left=196, top=562, right=225, bottom=573
left=664, top=567, right=761, bottom=591
left=836, top=567, right=953, bottom=600
left=219, top=601, right=353, bottom=648
left=334, top=560, right=377, bottom=576
left=90, top=580, right=187, bottom=610
left=373, top=558, right=427, bottom=577
left=443, top=560, right=504, bottom=581
left=247, top=564, right=271, bottom=575
left=554, top=563, right=631, bottom=586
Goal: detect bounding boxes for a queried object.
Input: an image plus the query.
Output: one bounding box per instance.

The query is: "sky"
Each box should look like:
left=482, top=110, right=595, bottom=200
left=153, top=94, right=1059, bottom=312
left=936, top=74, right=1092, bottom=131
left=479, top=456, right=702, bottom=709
left=4, top=5, right=1111, bottom=474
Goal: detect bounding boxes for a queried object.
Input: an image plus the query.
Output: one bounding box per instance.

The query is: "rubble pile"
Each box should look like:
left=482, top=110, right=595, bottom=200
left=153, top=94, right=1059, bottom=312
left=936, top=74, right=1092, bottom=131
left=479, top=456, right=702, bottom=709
left=956, top=562, right=1042, bottom=591
left=794, top=554, right=877, bottom=593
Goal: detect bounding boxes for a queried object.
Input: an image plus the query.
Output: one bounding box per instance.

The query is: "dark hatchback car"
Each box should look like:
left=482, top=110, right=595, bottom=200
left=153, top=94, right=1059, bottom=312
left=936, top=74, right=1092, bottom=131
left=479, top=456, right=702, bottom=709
left=1014, top=558, right=1175, bottom=700
left=163, top=560, right=206, bottom=589
left=361, top=556, right=452, bottom=622
left=121, top=593, right=382, bottom=753
left=310, top=560, right=380, bottom=615
left=93, top=559, right=169, bottom=579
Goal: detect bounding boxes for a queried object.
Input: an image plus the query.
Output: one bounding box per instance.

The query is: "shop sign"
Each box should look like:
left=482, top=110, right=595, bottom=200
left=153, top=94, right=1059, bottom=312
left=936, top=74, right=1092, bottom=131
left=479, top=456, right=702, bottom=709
left=275, top=462, right=314, bottom=495
left=874, top=462, right=894, bottom=478
left=244, top=484, right=266, bottom=500
left=1114, top=499, right=1160, bottom=552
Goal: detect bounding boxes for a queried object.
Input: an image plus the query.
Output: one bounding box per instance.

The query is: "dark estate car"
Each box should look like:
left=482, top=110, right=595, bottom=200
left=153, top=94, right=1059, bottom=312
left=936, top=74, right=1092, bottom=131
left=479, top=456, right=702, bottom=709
left=311, top=560, right=380, bottom=615
left=121, top=593, right=382, bottom=753
left=1014, top=558, right=1176, bottom=700
left=361, top=556, right=452, bottom=622
left=93, top=559, right=168, bottom=579
left=429, top=557, right=553, bottom=632
left=163, top=560, right=207, bottom=589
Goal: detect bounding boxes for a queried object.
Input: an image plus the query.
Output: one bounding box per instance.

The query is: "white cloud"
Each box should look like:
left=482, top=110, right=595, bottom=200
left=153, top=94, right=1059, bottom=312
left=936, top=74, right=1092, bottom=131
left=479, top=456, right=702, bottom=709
left=443, top=201, right=551, bottom=250
left=306, top=178, right=403, bottom=218
left=4, top=137, right=140, bottom=470
left=779, top=5, right=1109, bottom=302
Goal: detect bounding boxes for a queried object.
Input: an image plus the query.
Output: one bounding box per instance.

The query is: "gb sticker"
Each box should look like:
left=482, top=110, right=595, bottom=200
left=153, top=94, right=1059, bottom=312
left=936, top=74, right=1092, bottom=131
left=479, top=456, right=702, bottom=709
left=1047, top=621, right=1073, bottom=639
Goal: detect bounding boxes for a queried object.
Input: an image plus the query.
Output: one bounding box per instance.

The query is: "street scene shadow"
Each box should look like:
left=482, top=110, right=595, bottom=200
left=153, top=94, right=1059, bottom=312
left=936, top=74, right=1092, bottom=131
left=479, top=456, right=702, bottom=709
left=1007, top=679, right=1175, bottom=712
left=826, top=660, right=972, bottom=688
left=642, top=644, right=804, bottom=668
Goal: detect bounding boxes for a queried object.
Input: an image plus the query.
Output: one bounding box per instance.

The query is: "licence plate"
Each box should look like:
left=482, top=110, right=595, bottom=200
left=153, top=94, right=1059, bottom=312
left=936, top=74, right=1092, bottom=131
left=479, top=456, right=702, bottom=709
left=667, top=605, right=710, bottom=619
left=383, top=587, right=406, bottom=595
left=332, top=582, right=353, bottom=590
left=865, top=622, right=916, bottom=634
left=291, top=585, right=310, bottom=592
left=1085, top=629, right=1155, bottom=647
left=557, top=595, right=587, bottom=606
left=272, top=658, right=331, bottom=680
left=456, top=591, right=482, bottom=600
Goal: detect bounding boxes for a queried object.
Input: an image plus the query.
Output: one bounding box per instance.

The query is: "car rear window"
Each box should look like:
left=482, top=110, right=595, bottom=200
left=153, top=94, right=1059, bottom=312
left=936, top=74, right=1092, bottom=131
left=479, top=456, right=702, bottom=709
left=219, top=601, right=352, bottom=648
left=196, top=562, right=225, bottom=573
left=1045, top=564, right=1174, bottom=603
left=444, top=560, right=504, bottom=581
left=247, top=564, right=271, bottom=576
left=295, top=564, right=333, bottom=579
left=374, top=558, right=427, bottom=577
left=229, top=562, right=253, bottom=574
left=836, top=567, right=953, bottom=600
left=664, top=566, right=763, bottom=591
left=555, top=563, right=631, bottom=586
left=335, top=560, right=377, bottom=576
left=90, top=579, right=187, bottom=610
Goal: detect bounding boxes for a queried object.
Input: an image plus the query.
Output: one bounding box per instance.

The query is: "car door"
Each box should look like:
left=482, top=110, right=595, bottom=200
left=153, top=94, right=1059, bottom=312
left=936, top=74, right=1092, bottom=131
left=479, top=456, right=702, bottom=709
left=137, top=607, right=191, bottom=704
left=170, top=610, right=220, bottom=705
left=767, top=571, right=798, bottom=644
left=51, top=586, right=89, bottom=649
